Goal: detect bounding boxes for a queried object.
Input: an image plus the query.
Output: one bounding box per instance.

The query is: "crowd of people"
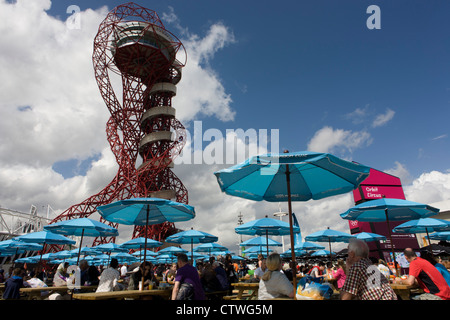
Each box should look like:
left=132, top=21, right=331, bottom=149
left=1, top=239, right=449, bottom=300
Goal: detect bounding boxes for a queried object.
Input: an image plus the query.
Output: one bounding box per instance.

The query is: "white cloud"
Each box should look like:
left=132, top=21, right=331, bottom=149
left=372, top=108, right=395, bottom=128
left=306, top=126, right=373, bottom=155
left=384, top=161, right=413, bottom=185
left=0, top=1, right=236, bottom=214
left=404, top=171, right=450, bottom=205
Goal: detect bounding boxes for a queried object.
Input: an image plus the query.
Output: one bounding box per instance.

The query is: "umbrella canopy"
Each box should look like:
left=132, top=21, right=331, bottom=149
left=340, top=198, right=440, bottom=274
left=392, top=218, right=450, bottom=234
left=166, top=229, right=218, bottom=244
left=214, top=151, right=370, bottom=202
left=92, top=243, right=127, bottom=253
left=0, top=239, right=43, bottom=251
left=305, top=228, right=355, bottom=243
left=215, top=151, right=371, bottom=296
left=235, top=217, right=299, bottom=236
left=240, top=236, right=282, bottom=247
left=97, top=197, right=195, bottom=274
left=243, top=246, right=274, bottom=254
left=194, top=243, right=228, bottom=255
left=166, top=228, right=218, bottom=262
left=44, top=217, right=118, bottom=237
left=44, top=217, right=119, bottom=266
left=132, top=250, right=157, bottom=257
left=97, top=197, right=195, bottom=226
left=14, top=230, right=76, bottom=245
left=305, top=228, right=354, bottom=263
left=311, top=250, right=336, bottom=257
left=428, top=231, right=450, bottom=242
left=340, top=198, right=440, bottom=222
left=157, top=246, right=188, bottom=255
left=393, top=218, right=450, bottom=249
left=292, top=241, right=325, bottom=251
left=355, top=232, right=387, bottom=242
left=120, top=237, right=162, bottom=249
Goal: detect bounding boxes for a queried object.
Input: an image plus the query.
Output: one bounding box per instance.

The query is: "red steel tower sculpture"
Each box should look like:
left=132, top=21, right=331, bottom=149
left=48, top=2, right=188, bottom=246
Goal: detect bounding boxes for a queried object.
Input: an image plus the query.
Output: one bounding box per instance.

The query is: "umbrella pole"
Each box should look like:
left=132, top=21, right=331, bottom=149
left=191, top=238, right=194, bottom=265
left=266, top=230, right=269, bottom=258
left=328, top=239, right=332, bottom=265
left=384, top=209, right=399, bottom=276
left=142, top=205, right=149, bottom=289
left=285, top=164, right=297, bottom=299
left=76, top=228, right=85, bottom=266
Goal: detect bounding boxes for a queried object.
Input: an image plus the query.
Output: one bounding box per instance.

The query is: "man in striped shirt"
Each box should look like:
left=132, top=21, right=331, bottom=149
left=340, top=239, right=397, bottom=300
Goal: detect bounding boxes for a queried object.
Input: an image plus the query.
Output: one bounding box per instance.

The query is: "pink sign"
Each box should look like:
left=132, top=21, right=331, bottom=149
left=349, top=168, right=419, bottom=260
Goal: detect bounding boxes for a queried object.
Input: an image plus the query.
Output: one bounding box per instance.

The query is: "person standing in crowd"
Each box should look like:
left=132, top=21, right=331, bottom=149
left=341, top=239, right=397, bottom=300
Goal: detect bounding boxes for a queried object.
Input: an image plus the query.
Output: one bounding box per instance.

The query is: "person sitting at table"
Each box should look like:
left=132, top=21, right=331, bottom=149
left=258, top=253, right=294, bottom=300
left=212, top=261, right=229, bottom=290
left=200, top=263, right=223, bottom=293
left=395, top=248, right=450, bottom=300
left=331, top=259, right=346, bottom=290
left=238, top=260, right=249, bottom=278
left=165, top=263, right=177, bottom=284
left=419, top=250, right=450, bottom=287
left=3, top=268, right=25, bottom=299
left=340, top=239, right=397, bottom=300
left=254, top=258, right=267, bottom=281
left=128, top=261, right=159, bottom=290
left=309, top=261, right=325, bottom=278
left=53, top=262, right=69, bottom=286
left=172, top=253, right=206, bottom=300
left=96, top=258, right=124, bottom=292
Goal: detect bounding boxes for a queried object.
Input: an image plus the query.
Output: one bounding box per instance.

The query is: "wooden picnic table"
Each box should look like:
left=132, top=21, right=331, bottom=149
left=390, top=283, right=422, bottom=300
left=72, top=288, right=172, bottom=300
left=20, top=285, right=98, bottom=300
left=229, top=282, right=259, bottom=300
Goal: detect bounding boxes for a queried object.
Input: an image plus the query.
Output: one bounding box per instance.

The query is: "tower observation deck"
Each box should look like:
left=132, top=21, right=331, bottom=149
left=47, top=3, right=188, bottom=249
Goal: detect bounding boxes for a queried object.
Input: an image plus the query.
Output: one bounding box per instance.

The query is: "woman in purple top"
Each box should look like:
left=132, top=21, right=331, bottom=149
left=172, top=253, right=206, bottom=300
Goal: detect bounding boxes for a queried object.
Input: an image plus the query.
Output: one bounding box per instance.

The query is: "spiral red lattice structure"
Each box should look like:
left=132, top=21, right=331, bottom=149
left=47, top=2, right=188, bottom=249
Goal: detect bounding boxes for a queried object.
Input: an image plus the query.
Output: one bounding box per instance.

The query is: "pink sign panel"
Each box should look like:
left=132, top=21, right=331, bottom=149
left=349, top=168, right=419, bottom=260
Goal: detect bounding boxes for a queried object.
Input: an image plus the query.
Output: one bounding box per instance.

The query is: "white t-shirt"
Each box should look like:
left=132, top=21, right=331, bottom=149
left=258, top=270, right=293, bottom=300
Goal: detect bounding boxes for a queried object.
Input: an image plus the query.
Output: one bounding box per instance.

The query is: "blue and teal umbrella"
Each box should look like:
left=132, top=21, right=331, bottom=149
left=355, top=232, right=387, bottom=242
left=340, top=198, right=440, bottom=222
left=194, top=243, right=228, bottom=256
left=236, top=216, right=299, bottom=257
left=13, top=230, right=76, bottom=264
left=340, top=198, right=440, bottom=273
left=97, top=197, right=195, bottom=267
left=97, top=198, right=195, bottom=226
left=158, top=246, right=188, bottom=255
left=166, top=228, right=218, bottom=262
left=14, top=230, right=76, bottom=245
left=240, top=236, right=282, bottom=247
left=311, top=250, right=336, bottom=257
left=428, top=231, right=450, bottom=242
left=120, top=237, right=162, bottom=249
left=215, top=151, right=370, bottom=292
left=44, top=217, right=118, bottom=238
left=44, top=217, right=118, bottom=265
left=393, top=217, right=450, bottom=247
left=305, top=228, right=354, bottom=263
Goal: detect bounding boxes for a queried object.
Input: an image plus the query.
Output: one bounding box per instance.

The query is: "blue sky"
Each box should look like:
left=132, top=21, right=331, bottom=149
left=49, top=0, right=450, bottom=178
left=1, top=0, right=449, bottom=251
